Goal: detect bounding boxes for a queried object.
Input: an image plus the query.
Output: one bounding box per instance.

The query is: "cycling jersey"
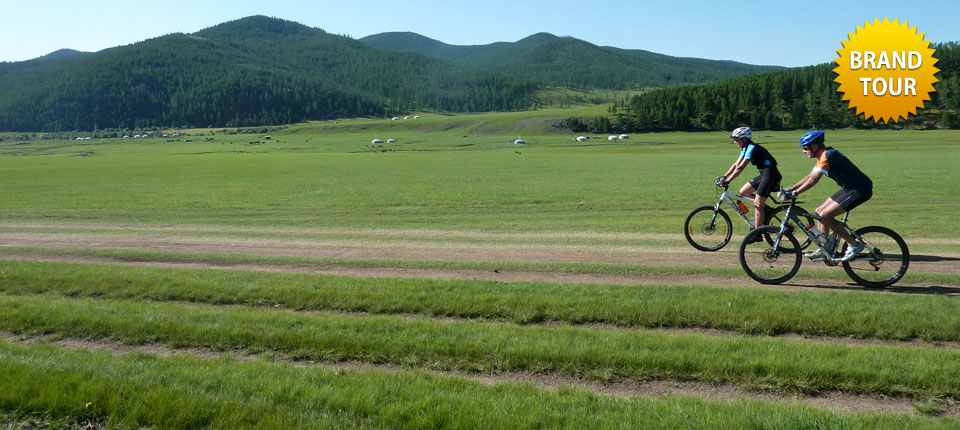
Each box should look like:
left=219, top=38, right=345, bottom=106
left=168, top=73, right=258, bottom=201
left=814, top=147, right=872, bottom=191
left=739, top=143, right=777, bottom=167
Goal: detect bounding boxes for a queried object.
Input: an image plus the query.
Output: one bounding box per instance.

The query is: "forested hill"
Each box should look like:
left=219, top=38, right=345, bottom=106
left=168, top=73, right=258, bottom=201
left=620, top=41, right=960, bottom=131
left=360, top=32, right=784, bottom=89
left=0, top=16, right=539, bottom=132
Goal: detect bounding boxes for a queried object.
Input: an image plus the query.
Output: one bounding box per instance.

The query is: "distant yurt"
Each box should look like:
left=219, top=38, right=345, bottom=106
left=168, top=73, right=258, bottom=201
left=372, top=138, right=383, bottom=144
left=619, top=134, right=630, bottom=139
left=607, top=135, right=619, bottom=141
left=514, top=138, right=526, bottom=144
left=387, top=138, right=397, bottom=143
left=575, top=136, right=588, bottom=142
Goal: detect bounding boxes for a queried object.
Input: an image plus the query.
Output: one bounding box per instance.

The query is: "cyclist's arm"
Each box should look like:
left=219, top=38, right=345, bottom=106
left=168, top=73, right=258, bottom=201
left=722, top=157, right=749, bottom=181
left=789, top=169, right=824, bottom=195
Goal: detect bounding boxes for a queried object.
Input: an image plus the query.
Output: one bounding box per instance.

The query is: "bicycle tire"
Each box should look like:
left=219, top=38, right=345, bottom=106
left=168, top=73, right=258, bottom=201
left=841, top=226, right=910, bottom=288
left=766, top=205, right=814, bottom=251
left=684, top=206, right=732, bottom=251
left=739, top=226, right=802, bottom=284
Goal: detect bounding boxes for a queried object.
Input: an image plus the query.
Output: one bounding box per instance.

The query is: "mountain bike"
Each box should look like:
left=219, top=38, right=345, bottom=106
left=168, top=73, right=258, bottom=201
left=738, top=192, right=909, bottom=288
left=684, top=180, right=814, bottom=251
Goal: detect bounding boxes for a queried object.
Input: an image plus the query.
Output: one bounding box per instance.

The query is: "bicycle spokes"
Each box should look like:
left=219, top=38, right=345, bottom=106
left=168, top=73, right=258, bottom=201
left=841, top=226, right=910, bottom=288
left=739, top=226, right=802, bottom=284
left=684, top=206, right=733, bottom=252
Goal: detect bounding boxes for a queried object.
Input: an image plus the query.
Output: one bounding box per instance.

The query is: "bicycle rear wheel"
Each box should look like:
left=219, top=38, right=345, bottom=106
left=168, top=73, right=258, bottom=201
left=841, top=226, right=910, bottom=288
left=684, top=206, right=732, bottom=251
left=739, top=226, right=801, bottom=284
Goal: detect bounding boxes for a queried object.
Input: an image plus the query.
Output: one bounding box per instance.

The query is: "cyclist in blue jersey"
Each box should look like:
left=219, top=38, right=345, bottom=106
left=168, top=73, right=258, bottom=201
left=718, top=126, right=781, bottom=232
left=780, top=131, right=872, bottom=262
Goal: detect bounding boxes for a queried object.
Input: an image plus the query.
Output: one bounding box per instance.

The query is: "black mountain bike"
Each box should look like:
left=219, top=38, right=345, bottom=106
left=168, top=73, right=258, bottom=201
left=738, top=193, right=909, bottom=288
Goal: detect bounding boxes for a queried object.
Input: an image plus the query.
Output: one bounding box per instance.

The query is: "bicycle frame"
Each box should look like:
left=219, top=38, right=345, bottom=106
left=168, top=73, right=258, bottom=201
left=713, top=185, right=780, bottom=229
left=771, top=199, right=876, bottom=263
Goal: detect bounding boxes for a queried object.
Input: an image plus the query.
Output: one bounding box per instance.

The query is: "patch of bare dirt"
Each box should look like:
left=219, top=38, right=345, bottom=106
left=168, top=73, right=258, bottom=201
left=3, top=333, right=953, bottom=418
left=7, top=222, right=958, bottom=244
left=1, top=231, right=957, bottom=278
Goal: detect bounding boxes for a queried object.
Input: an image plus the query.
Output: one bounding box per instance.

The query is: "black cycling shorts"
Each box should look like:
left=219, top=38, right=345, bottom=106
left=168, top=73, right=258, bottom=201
left=748, top=168, right=782, bottom=198
left=830, top=188, right=873, bottom=211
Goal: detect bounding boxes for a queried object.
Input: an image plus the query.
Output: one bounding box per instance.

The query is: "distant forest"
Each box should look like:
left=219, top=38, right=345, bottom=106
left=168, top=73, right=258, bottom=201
left=360, top=31, right=782, bottom=91
left=0, top=17, right=539, bottom=132
left=615, top=42, right=960, bottom=132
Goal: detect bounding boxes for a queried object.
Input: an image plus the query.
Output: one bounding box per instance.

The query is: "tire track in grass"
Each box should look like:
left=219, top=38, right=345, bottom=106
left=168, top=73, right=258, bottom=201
left=1, top=230, right=957, bottom=276
left=4, top=332, right=954, bottom=418
left=4, top=281, right=960, bottom=351
left=3, top=222, right=959, bottom=246
left=6, top=257, right=960, bottom=352
left=11, top=293, right=960, bottom=400
left=4, top=253, right=954, bottom=298
left=0, top=222, right=684, bottom=241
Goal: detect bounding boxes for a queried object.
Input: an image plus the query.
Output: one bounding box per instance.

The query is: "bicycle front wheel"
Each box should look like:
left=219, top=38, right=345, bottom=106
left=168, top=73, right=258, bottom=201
left=684, top=206, right=732, bottom=251
left=841, top=226, right=910, bottom=288
left=739, top=226, right=801, bottom=284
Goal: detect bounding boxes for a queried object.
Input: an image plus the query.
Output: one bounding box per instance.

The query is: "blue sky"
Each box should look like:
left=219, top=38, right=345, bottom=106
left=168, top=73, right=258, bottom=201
left=2, top=0, right=958, bottom=67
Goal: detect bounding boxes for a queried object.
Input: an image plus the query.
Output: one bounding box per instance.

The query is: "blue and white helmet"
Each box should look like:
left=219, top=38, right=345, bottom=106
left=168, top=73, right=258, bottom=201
left=798, top=131, right=825, bottom=147
left=730, top=126, right=752, bottom=139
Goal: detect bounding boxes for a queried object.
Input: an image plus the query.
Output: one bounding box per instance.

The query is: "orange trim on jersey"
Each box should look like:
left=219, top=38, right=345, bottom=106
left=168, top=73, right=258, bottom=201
left=814, top=148, right=829, bottom=172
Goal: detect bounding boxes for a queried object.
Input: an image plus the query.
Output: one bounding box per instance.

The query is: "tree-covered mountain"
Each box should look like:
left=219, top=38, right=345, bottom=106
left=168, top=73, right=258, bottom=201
left=0, top=16, right=539, bottom=132
left=618, top=42, right=960, bottom=131
left=360, top=32, right=784, bottom=89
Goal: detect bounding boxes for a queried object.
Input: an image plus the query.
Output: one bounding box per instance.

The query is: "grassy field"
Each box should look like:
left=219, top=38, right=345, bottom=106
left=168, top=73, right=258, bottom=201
left=1, top=110, right=960, bottom=428
left=1, top=115, right=958, bottom=237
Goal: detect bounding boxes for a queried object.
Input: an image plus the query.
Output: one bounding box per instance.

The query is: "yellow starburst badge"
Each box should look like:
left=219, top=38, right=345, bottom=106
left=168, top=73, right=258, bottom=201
left=834, top=18, right=939, bottom=123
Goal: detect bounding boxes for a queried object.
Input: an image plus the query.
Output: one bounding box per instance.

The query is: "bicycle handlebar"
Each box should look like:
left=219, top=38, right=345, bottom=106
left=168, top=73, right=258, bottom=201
left=715, top=176, right=729, bottom=189
left=779, top=187, right=796, bottom=200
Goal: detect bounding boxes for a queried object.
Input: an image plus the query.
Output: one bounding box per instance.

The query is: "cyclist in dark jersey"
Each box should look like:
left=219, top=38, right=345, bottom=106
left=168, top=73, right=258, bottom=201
left=718, top=126, right=781, bottom=231
left=780, top=131, right=872, bottom=262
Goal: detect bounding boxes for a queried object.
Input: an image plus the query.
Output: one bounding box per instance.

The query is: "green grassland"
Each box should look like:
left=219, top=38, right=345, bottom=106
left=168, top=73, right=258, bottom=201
left=1, top=260, right=959, bottom=428
left=2, top=259, right=957, bottom=342
left=1, top=110, right=958, bottom=238
left=2, top=110, right=960, bottom=428
left=7, top=340, right=958, bottom=430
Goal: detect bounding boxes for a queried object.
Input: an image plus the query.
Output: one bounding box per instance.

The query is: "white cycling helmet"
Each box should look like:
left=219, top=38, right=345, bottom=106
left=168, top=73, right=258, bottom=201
left=730, top=126, right=752, bottom=140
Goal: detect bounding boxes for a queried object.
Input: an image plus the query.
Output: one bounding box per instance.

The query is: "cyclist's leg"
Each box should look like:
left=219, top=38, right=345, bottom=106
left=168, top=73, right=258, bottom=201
left=752, top=170, right=780, bottom=227
left=817, top=200, right=855, bottom=246
left=740, top=177, right=759, bottom=200
left=820, top=188, right=872, bottom=248
left=753, top=195, right=768, bottom=227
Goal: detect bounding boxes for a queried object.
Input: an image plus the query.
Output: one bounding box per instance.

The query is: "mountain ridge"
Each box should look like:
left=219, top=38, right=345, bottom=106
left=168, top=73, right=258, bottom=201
left=359, top=31, right=784, bottom=89
left=0, top=16, right=539, bottom=131
left=1, top=15, right=783, bottom=132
